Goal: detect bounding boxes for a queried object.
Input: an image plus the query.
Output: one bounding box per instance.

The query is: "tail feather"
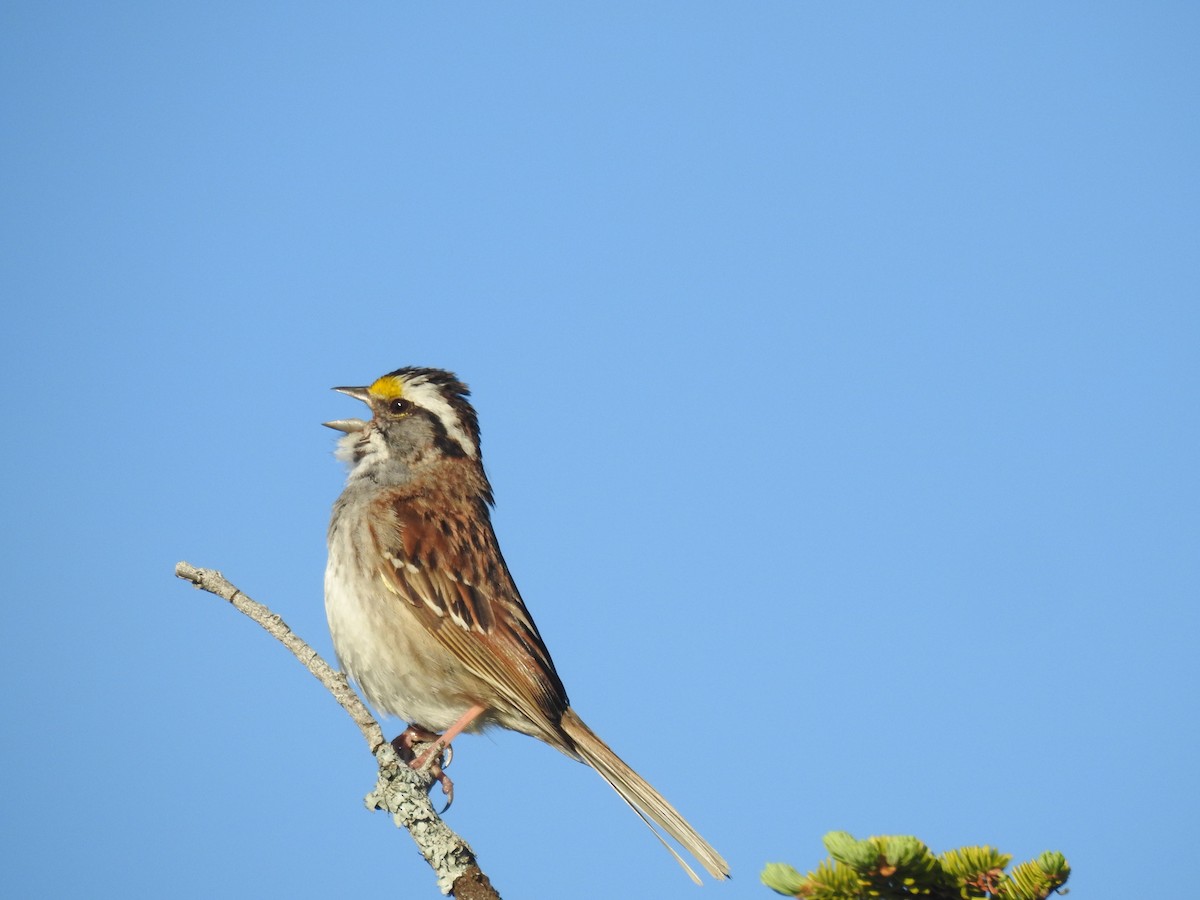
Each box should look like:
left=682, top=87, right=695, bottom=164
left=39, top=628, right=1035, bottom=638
left=560, top=708, right=730, bottom=882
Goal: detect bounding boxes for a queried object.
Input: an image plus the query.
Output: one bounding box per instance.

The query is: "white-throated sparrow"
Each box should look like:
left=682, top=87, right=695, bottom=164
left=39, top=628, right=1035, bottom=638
left=324, top=367, right=729, bottom=882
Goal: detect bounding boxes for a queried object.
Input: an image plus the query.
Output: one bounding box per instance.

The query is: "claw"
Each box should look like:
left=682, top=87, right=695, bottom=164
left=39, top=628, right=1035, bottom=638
left=387, top=706, right=485, bottom=815
left=391, top=727, right=456, bottom=809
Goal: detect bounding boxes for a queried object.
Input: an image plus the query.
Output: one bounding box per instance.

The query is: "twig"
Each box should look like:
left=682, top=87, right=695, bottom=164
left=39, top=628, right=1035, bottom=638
left=174, top=561, right=501, bottom=899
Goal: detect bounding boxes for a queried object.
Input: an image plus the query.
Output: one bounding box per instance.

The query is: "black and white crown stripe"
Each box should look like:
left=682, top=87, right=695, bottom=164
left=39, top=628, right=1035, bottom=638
left=390, top=369, right=480, bottom=460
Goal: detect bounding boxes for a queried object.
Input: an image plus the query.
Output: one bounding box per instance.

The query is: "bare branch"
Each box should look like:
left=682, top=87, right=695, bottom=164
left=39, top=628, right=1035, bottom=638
left=174, top=561, right=501, bottom=899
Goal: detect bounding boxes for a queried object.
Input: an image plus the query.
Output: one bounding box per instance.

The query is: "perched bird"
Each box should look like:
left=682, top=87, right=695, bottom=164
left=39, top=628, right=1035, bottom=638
left=324, top=366, right=729, bottom=882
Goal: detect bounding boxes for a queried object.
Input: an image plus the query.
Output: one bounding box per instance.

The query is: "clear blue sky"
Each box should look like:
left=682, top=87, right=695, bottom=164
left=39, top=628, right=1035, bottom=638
left=2, top=3, right=1196, bottom=897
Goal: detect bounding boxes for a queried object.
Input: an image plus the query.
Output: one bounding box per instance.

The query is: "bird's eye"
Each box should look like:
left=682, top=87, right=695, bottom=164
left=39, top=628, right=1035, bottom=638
left=388, top=398, right=413, bottom=415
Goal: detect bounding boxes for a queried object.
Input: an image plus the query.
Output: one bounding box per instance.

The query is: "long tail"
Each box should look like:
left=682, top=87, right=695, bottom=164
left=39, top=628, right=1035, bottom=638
left=560, top=707, right=730, bottom=883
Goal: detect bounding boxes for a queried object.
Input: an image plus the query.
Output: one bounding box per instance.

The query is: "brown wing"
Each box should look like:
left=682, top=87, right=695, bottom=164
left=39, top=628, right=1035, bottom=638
left=366, top=491, right=570, bottom=734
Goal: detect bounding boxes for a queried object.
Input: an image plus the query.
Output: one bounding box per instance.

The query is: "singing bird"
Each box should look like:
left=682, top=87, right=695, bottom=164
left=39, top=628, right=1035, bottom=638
left=323, top=367, right=729, bottom=882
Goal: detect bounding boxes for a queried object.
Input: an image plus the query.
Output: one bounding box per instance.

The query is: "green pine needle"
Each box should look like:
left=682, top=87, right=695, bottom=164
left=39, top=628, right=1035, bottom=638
left=762, top=832, right=1069, bottom=900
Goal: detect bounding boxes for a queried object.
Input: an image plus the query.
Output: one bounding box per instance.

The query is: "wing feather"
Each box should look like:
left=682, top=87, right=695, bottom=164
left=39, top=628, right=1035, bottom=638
left=367, top=493, right=568, bottom=734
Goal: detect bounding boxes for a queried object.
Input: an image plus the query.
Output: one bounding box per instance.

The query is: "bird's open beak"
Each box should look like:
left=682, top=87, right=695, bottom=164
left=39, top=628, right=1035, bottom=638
left=332, top=385, right=372, bottom=403
left=324, top=385, right=373, bottom=432
left=323, top=418, right=368, bottom=433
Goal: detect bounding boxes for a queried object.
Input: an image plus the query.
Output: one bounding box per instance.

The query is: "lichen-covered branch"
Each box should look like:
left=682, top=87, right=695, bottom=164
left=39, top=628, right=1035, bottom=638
left=174, top=561, right=501, bottom=899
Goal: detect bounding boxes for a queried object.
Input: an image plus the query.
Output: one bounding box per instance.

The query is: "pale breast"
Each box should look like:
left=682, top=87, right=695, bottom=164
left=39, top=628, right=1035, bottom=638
left=324, top=496, right=489, bottom=731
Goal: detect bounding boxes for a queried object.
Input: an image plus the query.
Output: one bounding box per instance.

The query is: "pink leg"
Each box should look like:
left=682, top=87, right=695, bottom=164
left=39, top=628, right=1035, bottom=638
left=413, top=704, right=487, bottom=768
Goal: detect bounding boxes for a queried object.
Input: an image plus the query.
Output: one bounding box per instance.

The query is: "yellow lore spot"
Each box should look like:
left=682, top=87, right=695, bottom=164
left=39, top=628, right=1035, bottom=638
left=368, top=375, right=405, bottom=401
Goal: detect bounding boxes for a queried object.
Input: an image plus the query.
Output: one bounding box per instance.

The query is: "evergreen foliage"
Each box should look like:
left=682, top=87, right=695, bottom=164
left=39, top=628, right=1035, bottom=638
left=762, top=832, right=1069, bottom=899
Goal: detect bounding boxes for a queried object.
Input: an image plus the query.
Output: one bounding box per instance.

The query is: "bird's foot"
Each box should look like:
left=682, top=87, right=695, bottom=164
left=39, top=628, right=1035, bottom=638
left=392, top=726, right=455, bottom=810
left=390, top=706, right=487, bottom=813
